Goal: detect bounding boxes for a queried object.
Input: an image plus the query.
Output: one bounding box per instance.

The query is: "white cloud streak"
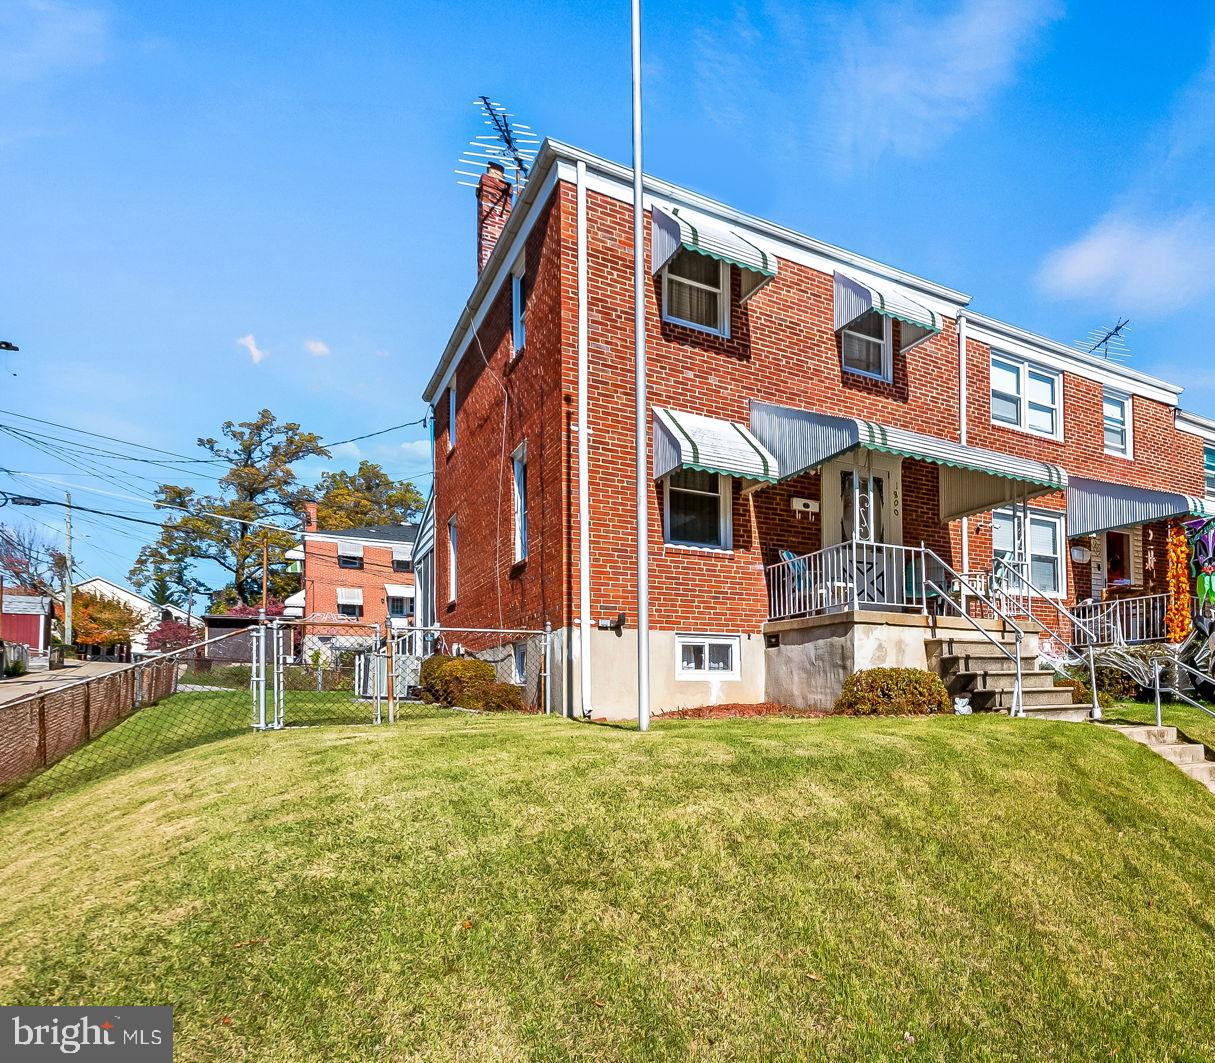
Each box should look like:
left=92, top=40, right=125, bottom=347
left=1036, top=210, right=1215, bottom=317
left=398, top=439, right=432, bottom=461
left=236, top=333, right=266, bottom=364
left=304, top=338, right=330, bottom=356
left=823, top=0, right=1061, bottom=170
left=1, top=0, right=109, bottom=84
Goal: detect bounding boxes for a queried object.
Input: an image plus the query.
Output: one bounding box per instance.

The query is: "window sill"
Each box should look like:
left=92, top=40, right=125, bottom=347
left=664, top=542, right=733, bottom=555
left=661, top=312, right=729, bottom=340
left=842, top=365, right=893, bottom=384
left=675, top=673, right=742, bottom=683
left=988, top=418, right=1064, bottom=444
left=1103, top=449, right=1133, bottom=460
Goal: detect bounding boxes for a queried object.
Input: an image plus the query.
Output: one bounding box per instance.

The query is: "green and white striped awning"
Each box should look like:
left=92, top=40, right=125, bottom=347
left=834, top=272, right=941, bottom=352
left=1067, top=477, right=1215, bottom=538
left=749, top=401, right=1067, bottom=521
left=651, top=205, right=777, bottom=303
left=653, top=407, right=778, bottom=483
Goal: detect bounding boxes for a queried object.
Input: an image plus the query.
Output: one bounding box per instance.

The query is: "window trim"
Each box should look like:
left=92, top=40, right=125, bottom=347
left=447, top=384, right=457, bottom=452
left=511, top=263, right=526, bottom=356
left=674, top=633, right=742, bottom=682
left=337, top=602, right=364, bottom=619
left=1205, top=446, right=1215, bottom=500
left=511, top=441, right=528, bottom=563
left=840, top=313, right=893, bottom=383
left=992, top=506, right=1067, bottom=599
left=337, top=555, right=364, bottom=570
left=989, top=352, right=1063, bottom=441
left=662, top=471, right=733, bottom=551
left=661, top=252, right=730, bottom=338
left=1102, top=388, right=1133, bottom=459
left=391, top=557, right=411, bottom=573
left=447, top=517, right=458, bottom=603
left=387, top=595, right=410, bottom=619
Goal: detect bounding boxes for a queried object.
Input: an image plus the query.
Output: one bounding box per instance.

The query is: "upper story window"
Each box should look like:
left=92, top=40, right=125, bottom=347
left=337, top=543, right=364, bottom=570
left=1205, top=447, right=1215, bottom=499
left=447, top=383, right=457, bottom=451
left=1102, top=389, right=1132, bottom=457
left=990, top=354, right=1061, bottom=439
left=663, top=469, right=732, bottom=550
left=511, top=441, right=528, bottom=563
left=840, top=312, right=892, bottom=382
left=661, top=250, right=729, bottom=337
left=511, top=263, right=527, bottom=355
left=447, top=517, right=458, bottom=602
left=391, top=549, right=411, bottom=573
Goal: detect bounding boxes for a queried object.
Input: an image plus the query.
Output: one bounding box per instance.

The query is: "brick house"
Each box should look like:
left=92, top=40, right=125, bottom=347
left=421, top=142, right=1213, bottom=719
left=292, top=502, right=418, bottom=632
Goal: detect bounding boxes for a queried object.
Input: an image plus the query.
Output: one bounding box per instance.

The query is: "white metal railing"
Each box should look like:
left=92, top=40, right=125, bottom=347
left=1073, top=593, right=1170, bottom=646
left=765, top=541, right=932, bottom=621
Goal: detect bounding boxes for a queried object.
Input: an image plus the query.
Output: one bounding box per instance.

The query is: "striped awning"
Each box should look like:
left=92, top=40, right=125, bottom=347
left=1067, top=477, right=1215, bottom=538
left=335, top=587, right=363, bottom=606
left=834, top=272, right=940, bottom=353
left=750, top=401, right=1066, bottom=521
left=654, top=407, right=778, bottom=483
left=652, top=205, right=777, bottom=303
left=336, top=541, right=363, bottom=558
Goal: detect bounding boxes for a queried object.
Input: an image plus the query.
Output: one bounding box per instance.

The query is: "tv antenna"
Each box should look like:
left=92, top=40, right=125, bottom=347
left=1078, top=318, right=1132, bottom=361
left=455, top=97, right=540, bottom=191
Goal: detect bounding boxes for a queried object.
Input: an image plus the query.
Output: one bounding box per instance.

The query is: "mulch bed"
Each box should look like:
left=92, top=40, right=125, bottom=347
left=654, top=702, right=830, bottom=721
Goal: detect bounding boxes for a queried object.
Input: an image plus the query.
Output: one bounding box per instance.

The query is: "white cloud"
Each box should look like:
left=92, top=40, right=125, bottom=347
left=1, top=0, right=109, bottom=84
left=331, top=441, right=361, bottom=460
left=398, top=439, right=432, bottom=461
left=1036, top=210, right=1215, bottom=317
left=236, top=333, right=266, bottom=364
left=823, top=0, right=1060, bottom=169
left=304, top=338, right=330, bottom=357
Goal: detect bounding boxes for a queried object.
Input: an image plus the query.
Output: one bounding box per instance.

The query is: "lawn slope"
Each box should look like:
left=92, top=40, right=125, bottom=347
left=2, top=712, right=1215, bottom=1062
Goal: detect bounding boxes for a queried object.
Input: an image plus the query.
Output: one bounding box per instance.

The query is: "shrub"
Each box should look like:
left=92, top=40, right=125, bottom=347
left=4, top=659, right=27, bottom=678
left=419, top=655, right=495, bottom=708
left=481, top=682, right=524, bottom=713
left=834, top=668, right=950, bottom=716
left=1054, top=675, right=1114, bottom=711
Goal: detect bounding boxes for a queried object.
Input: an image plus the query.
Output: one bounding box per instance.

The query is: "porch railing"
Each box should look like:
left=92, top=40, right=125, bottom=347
left=1073, top=593, right=1170, bottom=646
left=765, top=541, right=933, bottom=621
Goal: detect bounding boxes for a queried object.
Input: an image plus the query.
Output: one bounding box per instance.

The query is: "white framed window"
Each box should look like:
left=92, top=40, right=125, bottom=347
left=512, top=642, right=526, bottom=685
left=1206, top=447, right=1215, bottom=499
left=447, top=384, right=457, bottom=451
left=1102, top=389, right=1132, bottom=457
left=447, top=517, right=458, bottom=602
left=387, top=595, right=410, bottom=619
left=840, top=312, right=892, bottom=382
left=992, top=507, right=1067, bottom=597
left=511, top=441, right=528, bottom=563
left=661, top=249, right=729, bottom=336
left=990, top=353, right=1061, bottom=438
left=675, top=634, right=741, bottom=681
left=336, top=587, right=364, bottom=619
left=511, top=265, right=526, bottom=355
left=663, top=469, right=732, bottom=550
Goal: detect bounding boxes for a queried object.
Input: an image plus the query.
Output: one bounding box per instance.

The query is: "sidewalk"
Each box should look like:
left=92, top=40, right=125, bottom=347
left=0, top=659, right=127, bottom=706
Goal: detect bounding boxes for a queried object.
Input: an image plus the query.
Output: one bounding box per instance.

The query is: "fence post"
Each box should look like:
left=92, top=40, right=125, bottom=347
left=543, top=621, right=553, bottom=716
left=134, top=664, right=144, bottom=710
left=36, top=695, right=47, bottom=768
left=386, top=625, right=396, bottom=725
left=1086, top=643, right=1101, bottom=721
left=1154, top=660, right=1163, bottom=728
left=253, top=614, right=267, bottom=730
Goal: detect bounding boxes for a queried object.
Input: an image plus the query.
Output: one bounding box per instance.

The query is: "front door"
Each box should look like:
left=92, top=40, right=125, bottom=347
left=822, top=455, right=903, bottom=605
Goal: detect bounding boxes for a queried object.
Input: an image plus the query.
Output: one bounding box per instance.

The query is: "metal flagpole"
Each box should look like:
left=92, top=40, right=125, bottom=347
left=631, top=0, right=650, bottom=732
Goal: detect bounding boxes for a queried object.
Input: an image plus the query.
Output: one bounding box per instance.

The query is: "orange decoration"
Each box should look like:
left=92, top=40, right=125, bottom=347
left=1164, top=523, right=1192, bottom=644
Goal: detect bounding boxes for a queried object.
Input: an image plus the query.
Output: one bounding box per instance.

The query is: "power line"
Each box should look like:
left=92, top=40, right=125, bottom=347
left=323, top=416, right=430, bottom=449
left=0, top=408, right=226, bottom=463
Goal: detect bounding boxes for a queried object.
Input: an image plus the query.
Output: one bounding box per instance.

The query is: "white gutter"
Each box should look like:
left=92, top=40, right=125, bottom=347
left=576, top=160, right=593, bottom=719
left=958, top=312, right=970, bottom=572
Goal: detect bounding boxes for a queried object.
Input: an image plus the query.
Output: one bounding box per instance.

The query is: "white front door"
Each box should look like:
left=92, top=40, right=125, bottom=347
left=821, top=455, right=903, bottom=606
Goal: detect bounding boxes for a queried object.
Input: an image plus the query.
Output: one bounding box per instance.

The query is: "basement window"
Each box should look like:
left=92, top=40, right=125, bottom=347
left=675, top=634, right=741, bottom=681
left=662, top=250, right=729, bottom=336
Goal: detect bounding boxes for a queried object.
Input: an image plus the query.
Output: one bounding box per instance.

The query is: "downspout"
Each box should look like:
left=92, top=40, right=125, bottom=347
left=576, top=160, right=593, bottom=719
left=958, top=312, right=970, bottom=574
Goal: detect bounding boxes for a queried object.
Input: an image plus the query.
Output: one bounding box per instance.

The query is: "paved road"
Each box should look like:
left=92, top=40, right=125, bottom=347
left=0, top=660, right=127, bottom=705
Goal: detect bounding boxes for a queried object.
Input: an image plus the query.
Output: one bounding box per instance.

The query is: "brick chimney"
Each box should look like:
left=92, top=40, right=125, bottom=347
left=476, top=162, right=513, bottom=273
left=304, top=501, right=318, bottom=532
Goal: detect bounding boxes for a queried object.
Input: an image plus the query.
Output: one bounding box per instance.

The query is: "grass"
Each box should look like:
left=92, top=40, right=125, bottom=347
left=3, top=710, right=1215, bottom=1061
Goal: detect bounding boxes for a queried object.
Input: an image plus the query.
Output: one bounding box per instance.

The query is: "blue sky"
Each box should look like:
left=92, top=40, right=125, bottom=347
left=2, top=0, right=1213, bottom=590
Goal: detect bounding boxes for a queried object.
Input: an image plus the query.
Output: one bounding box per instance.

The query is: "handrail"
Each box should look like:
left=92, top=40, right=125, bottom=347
left=921, top=546, right=1027, bottom=718
left=1150, top=653, right=1215, bottom=727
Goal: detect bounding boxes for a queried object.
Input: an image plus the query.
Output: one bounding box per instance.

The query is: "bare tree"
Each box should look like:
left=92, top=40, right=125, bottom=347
left=0, top=522, right=68, bottom=596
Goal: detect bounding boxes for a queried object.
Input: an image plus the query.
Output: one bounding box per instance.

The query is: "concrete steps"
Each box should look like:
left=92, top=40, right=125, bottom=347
left=1108, top=724, right=1215, bottom=794
left=931, top=634, right=1092, bottom=722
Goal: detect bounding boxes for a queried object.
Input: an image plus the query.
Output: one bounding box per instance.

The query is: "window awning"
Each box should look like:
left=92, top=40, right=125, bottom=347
left=651, top=205, right=777, bottom=303
left=283, top=590, right=305, bottom=617
left=654, top=406, right=778, bottom=483
left=834, top=272, right=940, bottom=353
left=1067, top=477, right=1215, bottom=538
left=336, top=587, right=363, bottom=606
left=336, top=541, right=363, bottom=558
left=749, top=401, right=1066, bottom=521
left=391, top=545, right=411, bottom=562
left=383, top=583, right=415, bottom=598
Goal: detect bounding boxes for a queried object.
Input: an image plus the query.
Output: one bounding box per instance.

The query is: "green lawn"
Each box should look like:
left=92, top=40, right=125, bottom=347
left=1105, top=696, right=1215, bottom=748
left=3, top=711, right=1215, bottom=1061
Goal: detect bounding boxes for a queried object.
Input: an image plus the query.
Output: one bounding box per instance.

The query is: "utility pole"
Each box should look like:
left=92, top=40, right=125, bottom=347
left=64, top=493, right=73, bottom=650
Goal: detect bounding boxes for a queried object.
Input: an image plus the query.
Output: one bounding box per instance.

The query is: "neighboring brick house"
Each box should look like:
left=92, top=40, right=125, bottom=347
left=421, top=143, right=1213, bottom=719
left=295, top=503, right=418, bottom=631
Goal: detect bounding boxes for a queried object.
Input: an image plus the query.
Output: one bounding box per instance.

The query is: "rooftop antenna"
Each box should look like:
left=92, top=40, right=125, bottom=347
left=455, top=97, right=540, bottom=191
left=1078, top=318, right=1132, bottom=361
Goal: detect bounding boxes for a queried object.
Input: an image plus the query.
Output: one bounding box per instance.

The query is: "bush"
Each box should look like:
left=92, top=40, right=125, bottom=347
left=1055, top=675, right=1114, bottom=711
left=481, top=682, right=524, bottom=713
left=834, top=668, right=950, bottom=716
left=4, top=659, right=27, bottom=678
left=419, top=655, right=495, bottom=708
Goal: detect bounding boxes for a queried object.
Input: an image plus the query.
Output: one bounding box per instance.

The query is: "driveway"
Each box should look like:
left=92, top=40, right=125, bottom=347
left=0, top=659, right=127, bottom=706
